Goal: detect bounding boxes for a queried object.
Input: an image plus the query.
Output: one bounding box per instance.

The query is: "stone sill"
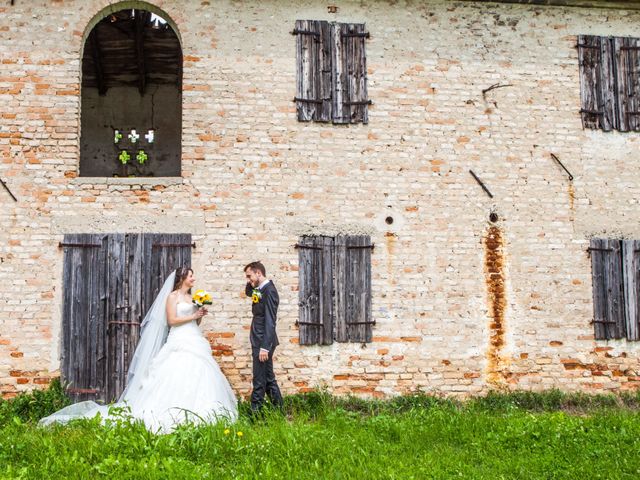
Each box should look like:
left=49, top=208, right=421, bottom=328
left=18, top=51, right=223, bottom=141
left=71, top=177, right=184, bottom=187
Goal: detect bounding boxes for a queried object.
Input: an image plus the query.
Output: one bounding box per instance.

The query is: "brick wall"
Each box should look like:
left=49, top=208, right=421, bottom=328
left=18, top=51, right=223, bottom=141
left=1, top=0, right=640, bottom=399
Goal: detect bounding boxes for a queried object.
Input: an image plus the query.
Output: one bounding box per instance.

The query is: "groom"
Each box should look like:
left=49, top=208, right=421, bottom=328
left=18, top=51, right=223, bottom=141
left=244, top=261, right=284, bottom=414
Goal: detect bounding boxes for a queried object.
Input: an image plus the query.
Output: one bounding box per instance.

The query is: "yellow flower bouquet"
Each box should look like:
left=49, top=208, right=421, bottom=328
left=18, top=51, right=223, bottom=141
left=192, top=289, right=213, bottom=307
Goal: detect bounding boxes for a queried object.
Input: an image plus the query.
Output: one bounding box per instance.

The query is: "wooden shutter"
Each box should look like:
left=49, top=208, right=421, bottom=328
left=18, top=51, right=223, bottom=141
left=590, top=239, right=625, bottom=339
left=294, top=20, right=332, bottom=122
left=61, top=234, right=108, bottom=403
left=332, top=23, right=369, bottom=124
left=578, top=35, right=616, bottom=131
left=615, top=37, right=640, bottom=132
left=623, top=240, right=640, bottom=340
left=297, top=236, right=333, bottom=345
left=336, top=235, right=373, bottom=343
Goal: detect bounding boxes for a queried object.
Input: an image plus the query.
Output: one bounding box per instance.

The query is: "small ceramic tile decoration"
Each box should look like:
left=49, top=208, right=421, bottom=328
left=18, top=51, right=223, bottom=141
left=128, top=129, right=140, bottom=143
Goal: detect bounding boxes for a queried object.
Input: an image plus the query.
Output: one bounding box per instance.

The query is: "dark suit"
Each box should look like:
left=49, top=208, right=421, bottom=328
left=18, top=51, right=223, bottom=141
left=246, top=280, right=283, bottom=412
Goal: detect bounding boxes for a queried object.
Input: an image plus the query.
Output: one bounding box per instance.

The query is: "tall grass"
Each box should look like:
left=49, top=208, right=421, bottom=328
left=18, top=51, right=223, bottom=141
left=2, top=385, right=640, bottom=479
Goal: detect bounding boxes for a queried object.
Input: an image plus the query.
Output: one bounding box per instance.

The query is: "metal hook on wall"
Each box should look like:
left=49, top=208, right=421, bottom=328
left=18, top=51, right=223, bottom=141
left=469, top=169, right=494, bottom=198
left=551, top=153, right=574, bottom=181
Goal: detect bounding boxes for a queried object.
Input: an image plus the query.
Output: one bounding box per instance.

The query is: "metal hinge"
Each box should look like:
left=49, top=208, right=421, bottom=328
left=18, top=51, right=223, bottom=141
left=341, top=32, right=370, bottom=39
left=295, top=243, right=323, bottom=250
left=152, top=242, right=196, bottom=249
left=343, top=100, right=372, bottom=106
left=580, top=109, right=604, bottom=116
left=291, top=29, right=320, bottom=37
left=58, top=242, right=102, bottom=248
left=347, top=244, right=375, bottom=250
left=66, top=387, right=100, bottom=394
left=293, top=97, right=323, bottom=104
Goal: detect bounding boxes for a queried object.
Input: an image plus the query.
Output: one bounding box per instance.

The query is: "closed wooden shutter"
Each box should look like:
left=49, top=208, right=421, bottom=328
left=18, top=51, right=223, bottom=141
left=61, top=234, right=108, bottom=403
left=615, top=37, right=640, bottom=132
left=294, top=20, right=332, bottom=122
left=590, top=238, right=625, bottom=340
left=338, top=235, right=373, bottom=342
left=623, top=240, right=640, bottom=340
left=332, top=23, right=369, bottom=124
left=297, top=236, right=333, bottom=345
left=62, top=233, right=192, bottom=403
left=578, top=35, right=616, bottom=131
left=295, top=20, right=369, bottom=125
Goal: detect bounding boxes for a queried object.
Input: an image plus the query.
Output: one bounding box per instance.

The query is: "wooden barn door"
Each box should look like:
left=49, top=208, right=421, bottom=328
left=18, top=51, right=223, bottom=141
left=61, top=233, right=192, bottom=403
left=60, top=234, right=109, bottom=403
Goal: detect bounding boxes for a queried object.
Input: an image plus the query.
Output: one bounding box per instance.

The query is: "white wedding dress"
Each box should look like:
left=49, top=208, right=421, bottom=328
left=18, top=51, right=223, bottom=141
left=41, top=275, right=238, bottom=434
left=124, top=301, right=238, bottom=432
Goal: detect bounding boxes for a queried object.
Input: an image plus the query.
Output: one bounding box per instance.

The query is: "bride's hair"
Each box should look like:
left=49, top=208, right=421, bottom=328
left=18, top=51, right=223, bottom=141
left=173, top=266, right=193, bottom=292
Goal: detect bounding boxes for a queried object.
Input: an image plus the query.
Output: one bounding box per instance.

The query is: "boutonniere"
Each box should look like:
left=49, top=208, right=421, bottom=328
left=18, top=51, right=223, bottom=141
left=251, top=289, right=262, bottom=304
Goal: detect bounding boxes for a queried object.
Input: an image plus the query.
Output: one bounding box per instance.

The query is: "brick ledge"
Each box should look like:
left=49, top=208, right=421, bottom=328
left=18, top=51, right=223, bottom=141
left=71, top=177, right=184, bottom=187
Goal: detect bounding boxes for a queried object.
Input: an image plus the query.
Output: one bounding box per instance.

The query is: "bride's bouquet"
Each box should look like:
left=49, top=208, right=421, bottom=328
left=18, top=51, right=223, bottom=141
left=192, top=289, right=213, bottom=307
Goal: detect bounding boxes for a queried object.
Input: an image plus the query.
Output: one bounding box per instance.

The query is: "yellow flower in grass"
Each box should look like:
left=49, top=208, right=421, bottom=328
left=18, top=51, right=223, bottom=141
left=224, top=429, right=230, bottom=435
left=237, top=431, right=243, bottom=437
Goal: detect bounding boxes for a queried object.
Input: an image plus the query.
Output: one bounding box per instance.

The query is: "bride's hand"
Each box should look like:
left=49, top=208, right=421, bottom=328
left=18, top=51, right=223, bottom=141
left=194, top=308, right=206, bottom=319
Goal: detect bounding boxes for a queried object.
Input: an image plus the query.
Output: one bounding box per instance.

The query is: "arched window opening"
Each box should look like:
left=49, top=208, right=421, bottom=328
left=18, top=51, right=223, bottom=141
left=80, top=8, right=182, bottom=177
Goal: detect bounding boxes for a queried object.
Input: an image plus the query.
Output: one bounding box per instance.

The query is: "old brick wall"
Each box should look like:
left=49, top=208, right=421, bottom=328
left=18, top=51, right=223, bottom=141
left=1, top=0, right=640, bottom=399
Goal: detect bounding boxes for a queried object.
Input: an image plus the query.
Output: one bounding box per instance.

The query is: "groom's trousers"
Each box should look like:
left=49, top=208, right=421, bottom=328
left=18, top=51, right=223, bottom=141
left=251, top=348, right=283, bottom=412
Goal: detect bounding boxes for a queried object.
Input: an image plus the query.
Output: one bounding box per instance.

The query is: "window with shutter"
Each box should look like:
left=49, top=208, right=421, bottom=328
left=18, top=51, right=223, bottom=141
left=578, top=35, right=640, bottom=132
left=589, top=238, right=626, bottom=340
left=297, top=234, right=373, bottom=345
left=294, top=20, right=370, bottom=125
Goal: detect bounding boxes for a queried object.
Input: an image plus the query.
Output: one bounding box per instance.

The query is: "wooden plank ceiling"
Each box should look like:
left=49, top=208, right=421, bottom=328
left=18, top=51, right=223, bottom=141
left=82, top=9, right=182, bottom=94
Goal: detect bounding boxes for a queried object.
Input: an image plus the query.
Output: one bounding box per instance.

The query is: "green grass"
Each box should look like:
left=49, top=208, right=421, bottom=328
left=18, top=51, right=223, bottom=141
left=2, top=384, right=640, bottom=479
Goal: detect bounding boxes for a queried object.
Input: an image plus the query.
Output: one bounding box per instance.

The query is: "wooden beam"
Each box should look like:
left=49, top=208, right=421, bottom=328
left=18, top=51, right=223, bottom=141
left=135, top=10, right=149, bottom=96
left=89, top=30, right=107, bottom=96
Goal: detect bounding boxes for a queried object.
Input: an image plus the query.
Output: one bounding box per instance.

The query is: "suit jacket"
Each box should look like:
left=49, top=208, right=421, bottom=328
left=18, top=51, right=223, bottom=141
left=246, top=280, right=280, bottom=351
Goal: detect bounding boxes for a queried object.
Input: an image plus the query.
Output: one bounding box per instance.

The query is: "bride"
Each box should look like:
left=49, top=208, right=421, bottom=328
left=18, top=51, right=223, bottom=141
left=40, top=267, right=238, bottom=433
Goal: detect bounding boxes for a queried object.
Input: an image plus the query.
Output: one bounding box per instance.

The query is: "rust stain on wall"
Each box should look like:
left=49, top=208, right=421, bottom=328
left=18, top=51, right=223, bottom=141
left=568, top=182, right=575, bottom=213
left=385, top=232, right=396, bottom=283
left=484, top=225, right=508, bottom=385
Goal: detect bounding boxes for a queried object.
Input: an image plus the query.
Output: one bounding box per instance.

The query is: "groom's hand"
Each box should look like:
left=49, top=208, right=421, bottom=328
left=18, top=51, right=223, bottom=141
left=259, top=349, right=269, bottom=362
